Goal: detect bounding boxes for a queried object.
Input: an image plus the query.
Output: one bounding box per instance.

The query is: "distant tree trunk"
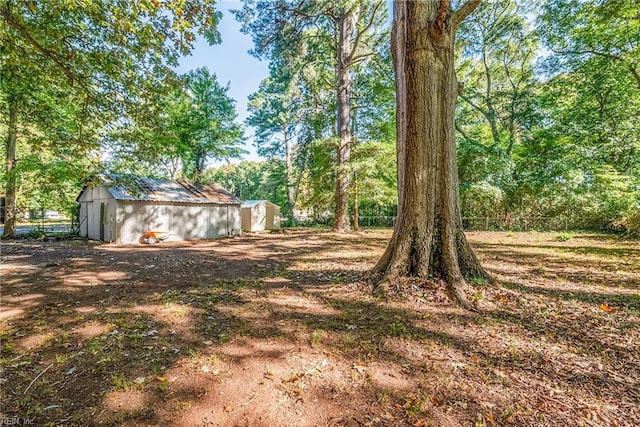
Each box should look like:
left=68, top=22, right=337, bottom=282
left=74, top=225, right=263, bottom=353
left=353, top=170, right=359, bottom=230
left=374, top=0, right=487, bottom=309
left=284, top=130, right=297, bottom=225
left=3, top=94, right=18, bottom=239
left=333, top=8, right=357, bottom=233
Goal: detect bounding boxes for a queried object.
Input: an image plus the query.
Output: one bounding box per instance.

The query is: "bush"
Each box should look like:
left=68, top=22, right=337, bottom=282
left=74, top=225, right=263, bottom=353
left=555, top=233, right=573, bottom=242
left=613, top=210, right=640, bottom=236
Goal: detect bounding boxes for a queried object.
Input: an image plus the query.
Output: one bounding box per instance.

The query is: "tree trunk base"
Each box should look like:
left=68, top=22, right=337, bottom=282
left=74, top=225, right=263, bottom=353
left=371, top=271, right=490, bottom=312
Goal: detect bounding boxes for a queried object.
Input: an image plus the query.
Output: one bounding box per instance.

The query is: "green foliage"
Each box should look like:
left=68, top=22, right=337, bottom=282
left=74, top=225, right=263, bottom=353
left=1, top=0, right=638, bottom=235
left=107, top=67, right=245, bottom=181
left=614, top=210, right=640, bottom=236
left=351, top=140, right=397, bottom=213
left=235, top=0, right=390, bottom=226
left=1, top=0, right=220, bottom=229
left=555, top=233, right=573, bottom=242
left=204, top=160, right=287, bottom=206
left=453, top=0, right=639, bottom=232
left=180, top=68, right=246, bottom=180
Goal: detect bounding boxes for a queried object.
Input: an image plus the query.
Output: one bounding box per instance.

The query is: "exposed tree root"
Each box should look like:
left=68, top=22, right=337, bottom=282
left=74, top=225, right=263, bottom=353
left=445, top=279, right=476, bottom=311
left=371, top=271, right=480, bottom=311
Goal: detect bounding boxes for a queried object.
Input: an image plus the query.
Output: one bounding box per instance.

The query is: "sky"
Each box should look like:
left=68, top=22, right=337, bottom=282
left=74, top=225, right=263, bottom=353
left=175, top=1, right=270, bottom=163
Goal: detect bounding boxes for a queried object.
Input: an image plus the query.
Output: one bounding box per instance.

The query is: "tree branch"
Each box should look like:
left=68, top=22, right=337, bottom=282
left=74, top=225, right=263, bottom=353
left=350, top=51, right=376, bottom=65
left=459, top=92, right=488, bottom=118
left=548, top=46, right=620, bottom=61
left=348, top=0, right=383, bottom=62
left=455, top=122, right=471, bottom=141
left=453, top=0, right=482, bottom=28
left=550, top=46, right=640, bottom=89
left=630, top=65, right=640, bottom=89
left=436, top=0, right=451, bottom=30
left=0, top=4, right=92, bottom=96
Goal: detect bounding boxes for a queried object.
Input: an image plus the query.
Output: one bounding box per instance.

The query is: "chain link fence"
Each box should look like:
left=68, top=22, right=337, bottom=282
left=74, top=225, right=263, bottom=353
left=293, top=215, right=576, bottom=231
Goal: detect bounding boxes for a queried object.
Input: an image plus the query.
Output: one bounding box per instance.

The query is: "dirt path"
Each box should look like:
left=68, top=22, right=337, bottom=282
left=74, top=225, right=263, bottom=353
left=1, top=230, right=638, bottom=426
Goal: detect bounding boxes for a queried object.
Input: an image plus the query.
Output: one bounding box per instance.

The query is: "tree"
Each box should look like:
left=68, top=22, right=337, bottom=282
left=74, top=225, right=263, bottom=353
left=539, top=0, right=640, bottom=89
left=107, top=68, right=245, bottom=181
left=204, top=160, right=287, bottom=207
left=454, top=0, right=539, bottom=220
left=235, top=0, right=387, bottom=232
left=247, top=68, right=304, bottom=222
left=1, top=0, right=220, bottom=237
left=374, top=0, right=488, bottom=309
left=179, top=68, right=245, bottom=181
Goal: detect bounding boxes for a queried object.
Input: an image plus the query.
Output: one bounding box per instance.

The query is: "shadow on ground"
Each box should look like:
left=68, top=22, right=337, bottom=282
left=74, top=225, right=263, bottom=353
left=1, top=230, right=638, bottom=426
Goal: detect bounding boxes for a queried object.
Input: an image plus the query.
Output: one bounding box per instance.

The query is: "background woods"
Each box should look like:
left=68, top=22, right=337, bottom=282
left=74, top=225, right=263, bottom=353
left=1, top=0, right=638, bottom=235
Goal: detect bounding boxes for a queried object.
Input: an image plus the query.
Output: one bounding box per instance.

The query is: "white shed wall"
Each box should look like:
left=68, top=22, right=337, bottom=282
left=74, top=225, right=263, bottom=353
left=241, top=202, right=281, bottom=232
left=78, top=186, right=117, bottom=241
left=117, top=202, right=241, bottom=244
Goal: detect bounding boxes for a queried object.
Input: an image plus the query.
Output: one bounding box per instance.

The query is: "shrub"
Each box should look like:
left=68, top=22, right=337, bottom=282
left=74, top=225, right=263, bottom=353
left=613, top=210, right=640, bottom=236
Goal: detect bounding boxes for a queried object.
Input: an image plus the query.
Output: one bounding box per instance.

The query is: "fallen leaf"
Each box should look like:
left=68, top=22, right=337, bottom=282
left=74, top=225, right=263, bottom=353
left=599, top=304, right=618, bottom=313
left=353, top=364, right=366, bottom=374
left=486, top=411, right=496, bottom=425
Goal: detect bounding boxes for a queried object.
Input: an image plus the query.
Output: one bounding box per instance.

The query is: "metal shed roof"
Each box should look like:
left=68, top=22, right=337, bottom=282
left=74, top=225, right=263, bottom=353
left=241, top=200, right=280, bottom=208
left=102, top=176, right=241, bottom=205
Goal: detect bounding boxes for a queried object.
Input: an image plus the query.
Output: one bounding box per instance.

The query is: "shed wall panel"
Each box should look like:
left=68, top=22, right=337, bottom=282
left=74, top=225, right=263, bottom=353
left=229, top=206, right=241, bottom=235
left=79, top=202, right=88, bottom=237
left=80, top=184, right=241, bottom=243
left=241, top=208, right=251, bottom=231
left=116, top=202, right=240, bottom=244
left=241, top=202, right=280, bottom=232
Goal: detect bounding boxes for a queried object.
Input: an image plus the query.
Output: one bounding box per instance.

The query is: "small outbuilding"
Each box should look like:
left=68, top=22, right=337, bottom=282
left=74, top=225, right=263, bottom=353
left=241, top=200, right=281, bottom=232
left=77, top=176, right=242, bottom=243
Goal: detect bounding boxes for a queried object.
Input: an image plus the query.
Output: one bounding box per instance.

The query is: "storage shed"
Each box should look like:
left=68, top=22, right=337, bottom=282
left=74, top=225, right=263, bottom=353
left=241, top=200, right=281, bottom=232
left=77, top=176, right=242, bottom=243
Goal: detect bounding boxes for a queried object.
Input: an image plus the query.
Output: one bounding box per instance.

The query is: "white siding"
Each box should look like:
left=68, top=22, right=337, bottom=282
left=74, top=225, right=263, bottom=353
left=79, top=184, right=241, bottom=244
left=241, top=207, right=252, bottom=231
left=241, top=201, right=281, bottom=232
left=228, top=205, right=241, bottom=236
left=78, top=186, right=117, bottom=241
left=117, top=202, right=241, bottom=244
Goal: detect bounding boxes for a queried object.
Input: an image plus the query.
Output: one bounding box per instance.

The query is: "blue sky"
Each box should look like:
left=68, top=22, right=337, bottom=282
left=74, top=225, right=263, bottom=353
left=175, top=1, right=269, bottom=163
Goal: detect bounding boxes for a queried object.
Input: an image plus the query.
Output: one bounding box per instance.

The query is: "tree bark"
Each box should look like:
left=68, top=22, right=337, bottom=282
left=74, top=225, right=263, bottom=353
left=353, top=170, right=359, bottom=230
left=333, top=8, right=357, bottom=233
left=284, top=129, right=297, bottom=225
left=374, top=0, right=487, bottom=308
left=3, top=94, right=18, bottom=238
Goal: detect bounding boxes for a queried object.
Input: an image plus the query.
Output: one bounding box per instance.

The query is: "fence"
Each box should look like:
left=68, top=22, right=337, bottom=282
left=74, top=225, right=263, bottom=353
left=462, top=216, right=571, bottom=232
left=293, top=215, right=576, bottom=231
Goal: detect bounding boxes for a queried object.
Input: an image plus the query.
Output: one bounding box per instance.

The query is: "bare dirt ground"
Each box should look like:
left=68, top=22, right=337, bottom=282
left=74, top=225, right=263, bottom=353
left=1, top=229, right=638, bottom=426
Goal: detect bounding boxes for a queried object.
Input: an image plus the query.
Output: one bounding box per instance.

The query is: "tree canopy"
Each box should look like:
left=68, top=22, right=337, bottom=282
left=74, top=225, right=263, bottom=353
left=1, top=0, right=222, bottom=236
left=1, top=0, right=638, bottom=237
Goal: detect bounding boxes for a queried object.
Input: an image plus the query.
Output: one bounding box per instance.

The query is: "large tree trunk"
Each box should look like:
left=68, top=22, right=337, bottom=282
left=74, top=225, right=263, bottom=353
left=374, top=0, right=487, bottom=308
left=3, top=94, right=18, bottom=239
left=333, top=9, right=357, bottom=233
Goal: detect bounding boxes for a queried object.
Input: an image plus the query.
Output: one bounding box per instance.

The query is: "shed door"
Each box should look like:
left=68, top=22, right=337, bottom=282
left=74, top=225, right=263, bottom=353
left=100, top=203, right=106, bottom=241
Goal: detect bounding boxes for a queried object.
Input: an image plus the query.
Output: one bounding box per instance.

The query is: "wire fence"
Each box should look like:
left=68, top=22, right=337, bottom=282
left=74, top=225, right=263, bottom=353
left=293, top=215, right=576, bottom=231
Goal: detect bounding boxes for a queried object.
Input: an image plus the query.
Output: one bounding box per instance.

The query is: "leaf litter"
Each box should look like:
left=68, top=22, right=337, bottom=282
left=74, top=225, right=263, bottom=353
left=0, top=230, right=638, bottom=426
